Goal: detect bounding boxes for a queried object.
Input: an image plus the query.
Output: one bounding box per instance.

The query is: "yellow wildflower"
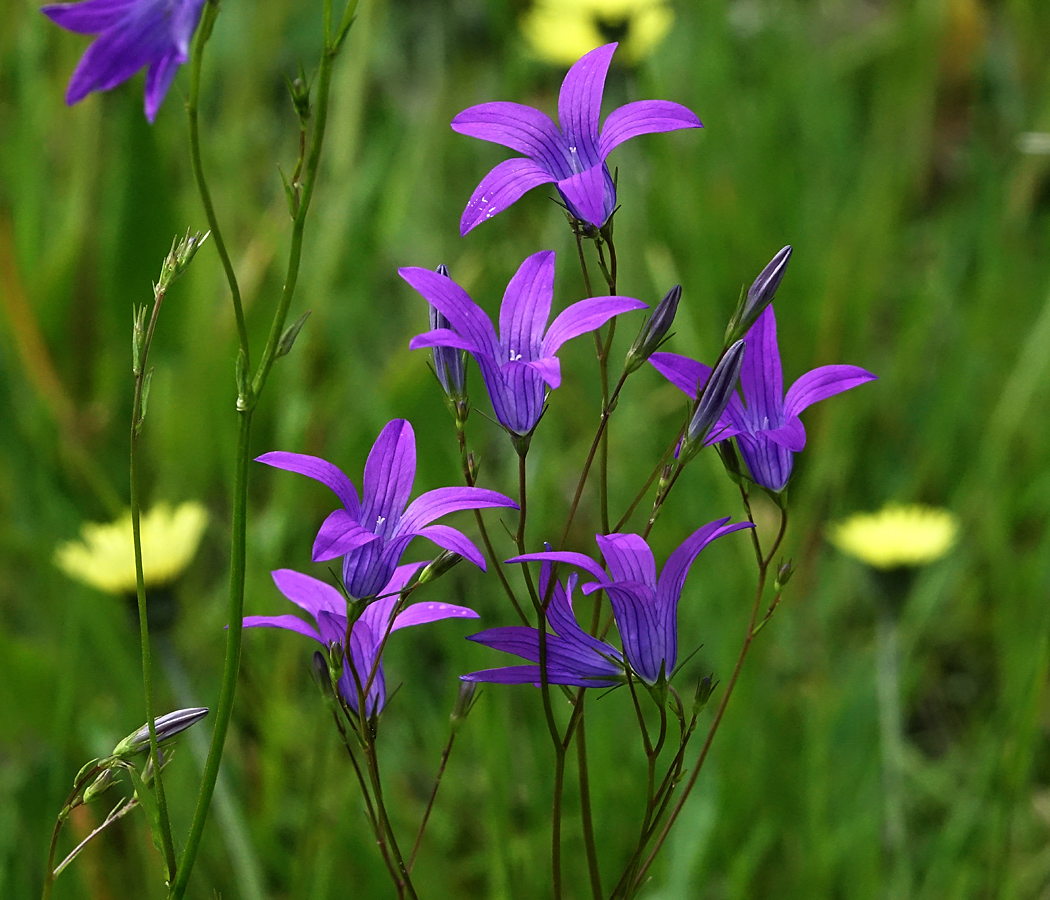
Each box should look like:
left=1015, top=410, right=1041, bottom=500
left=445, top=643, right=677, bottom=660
left=522, top=0, right=674, bottom=67
left=55, top=502, right=208, bottom=594
left=828, top=504, right=959, bottom=570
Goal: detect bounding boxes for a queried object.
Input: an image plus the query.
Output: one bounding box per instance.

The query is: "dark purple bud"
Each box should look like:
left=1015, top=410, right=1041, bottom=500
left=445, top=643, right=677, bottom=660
left=716, top=439, right=746, bottom=483
left=312, top=650, right=338, bottom=711
left=693, top=674, right=715, bottom=714
left=725, top=246, right=792, bottom=345
left=625, top=285, right=681, bottom=374
left=430, top=265, right=467, bottom=400
left=113, top=707, right=209, bottom=758
left=684, top=340, right=746, bottom=449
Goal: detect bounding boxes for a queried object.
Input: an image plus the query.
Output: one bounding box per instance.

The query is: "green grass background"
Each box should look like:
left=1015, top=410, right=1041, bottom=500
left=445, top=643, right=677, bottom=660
left=2, top=0, right=1050, bottom=896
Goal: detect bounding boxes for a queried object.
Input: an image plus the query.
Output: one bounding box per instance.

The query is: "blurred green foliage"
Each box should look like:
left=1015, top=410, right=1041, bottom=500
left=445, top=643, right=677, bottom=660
left=2, top=0, right=1050, bottom=897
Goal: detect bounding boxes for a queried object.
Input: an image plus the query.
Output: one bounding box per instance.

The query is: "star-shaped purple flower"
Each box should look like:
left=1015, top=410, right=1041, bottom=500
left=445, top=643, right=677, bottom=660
left=461, top=556, right=624, bottom=688
left=244, top=565, right=478, bottom=715
left=42, top=0, right=207, bottom=123
left=650, top=305, right=877, bottom=492
left=403, top=250, right=645, bottom=438
left=451, top=42, right=702, bottom=234
left=257, top=419, right=517, bottom=599
left=512, top=519, right=752, bottom=686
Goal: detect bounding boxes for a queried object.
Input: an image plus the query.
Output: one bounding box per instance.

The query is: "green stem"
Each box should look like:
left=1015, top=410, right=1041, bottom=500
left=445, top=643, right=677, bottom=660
left=170, top=411, right=252, bottom=900
left=364, top=738, right=419, bottom=900
left=575, top=707, right=603, bottom=900
left=408, top=731, right=457, bottom=873
left=186, top=0, right=248, bottom=364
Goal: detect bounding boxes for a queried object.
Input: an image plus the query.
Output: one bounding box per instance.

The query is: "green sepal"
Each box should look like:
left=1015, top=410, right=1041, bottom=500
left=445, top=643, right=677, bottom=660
left=276, top=310, right=311, bottom=359
left=126, top=764, right=165, bottom=860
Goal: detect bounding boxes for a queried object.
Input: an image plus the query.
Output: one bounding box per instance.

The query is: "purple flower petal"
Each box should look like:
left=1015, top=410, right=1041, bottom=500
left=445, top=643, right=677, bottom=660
left=41, top=0, right=137, bottom=34
left=459, top=157, right=558, bottom=235
left=399, top=266, right=501, bottom=361
left=477, top=357, right=548, bottom=435
left=271, top=568, right=345, bottom=618
left=736, top=432, right=794, bottom=492
left=399, top=486, right=517, bottom=533
left=649, top=351, right=713, bottom=398
left=451, top=101, right=569, bottom=177
left=242, top=614, right=321, bottom=642
left=783, top=365, right=878, bottom=418
left=557, top=43, right=616, bottom=171
left=599, top=100, right=703, bottom=159
left=499, top=251, right=555, bottom=361
left=653, top=518, right=752, bottom=673
left=409, top=328, right=477, bottom=354
left=392, top=600, right=479, bottom=631
left=557, top=164, right=611, bottom=228
left=255, top=451, right=361, bottom=518
left=64, top=10, right=167, bottom=104
left=764, top=417, right=806, bottom=452
left=143, top=49, right=180, bottom=122
left=524, top=356, right=562, bottom=390
left=343, top=534, right=413, bottom=600
left=414, top=524, right=487, bottom=570
left=361, top=420, right=416, bottom=536
left=312, top=509, right=381, bottom=562
left=594, top=533, right=657, bottom=589
left=507, top=549, right=608, bottom=583
left=542, top=294, right=646, bottom=355
left=600, top=582, right=663, bottom=684
left=461, top=664, right=617, bottom=686
left=381, top=561, right=427, bottom=598
left=739, top=306, right=784, bottom=426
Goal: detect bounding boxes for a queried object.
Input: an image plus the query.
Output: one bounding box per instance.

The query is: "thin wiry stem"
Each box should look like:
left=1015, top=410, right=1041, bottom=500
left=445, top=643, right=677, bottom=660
left=130, top=285, right=177, bottom=879
left=186, top=1, right=247, bottom=364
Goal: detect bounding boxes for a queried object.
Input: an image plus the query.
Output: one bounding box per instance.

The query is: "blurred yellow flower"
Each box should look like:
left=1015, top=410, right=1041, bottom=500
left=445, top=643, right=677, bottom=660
left=522, top=0, right=674, bottom=67
left=55, top=502, right=208, bottom=594
left=828, top=504, right=959, bottom=570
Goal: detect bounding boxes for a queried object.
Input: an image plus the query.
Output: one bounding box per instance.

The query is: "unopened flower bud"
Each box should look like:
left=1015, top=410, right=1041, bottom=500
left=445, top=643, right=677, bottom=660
left=312, top=650, right=339, bottom=712
left=82, top=767, right=116, bottom=804
left=716, top=439, right=745, bottom=483
left=450, top=681, right=478, bottom=734
left=418, top=551, right=464, bottom=585
left=158, top=230, right=209, bottom=295
left=725, top=246, right=792, bottom=345
left=774, top=559, right=794, bottom=593
left=693, top=674, right=715, bottom=714
left=287, top=64, right=311, bottom=122
left=680, top=340, right=745, bottom=462
left=625, top=284, right=681, bottom=374
left=113, top=707, right=209, bottom=758
left=430, top=265, right=468, bottom=403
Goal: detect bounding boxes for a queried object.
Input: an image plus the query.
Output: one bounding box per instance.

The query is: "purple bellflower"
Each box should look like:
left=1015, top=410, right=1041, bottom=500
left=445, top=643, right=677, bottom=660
left=244, top=565, right=478, bottom=715
left=257, top=419, right=517, bottom=599
left=403, top=250, right=645, bottom=438
left=451, top=42, right=702, bottom=234
left=511, top=519, right=752, bottom=686
left=461, top=555, right=624, bottom=688
left=651, top=305, right=876, bottom=492
left=42, top=0, right=207, bottom=123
